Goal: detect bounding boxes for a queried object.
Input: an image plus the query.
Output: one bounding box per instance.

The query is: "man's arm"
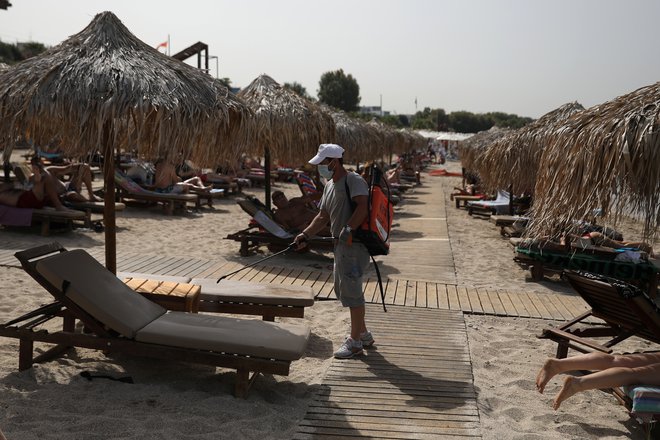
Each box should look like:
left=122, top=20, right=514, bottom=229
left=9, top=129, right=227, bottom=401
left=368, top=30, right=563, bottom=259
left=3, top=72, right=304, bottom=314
left=294, top=209, right=330, bottom=248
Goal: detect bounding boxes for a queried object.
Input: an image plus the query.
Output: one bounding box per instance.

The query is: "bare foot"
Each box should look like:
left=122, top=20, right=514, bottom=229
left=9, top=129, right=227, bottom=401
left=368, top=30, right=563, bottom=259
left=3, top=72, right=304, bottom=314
left=536, top=358, right=559, bottom=394
left=89, top=194, right=103, bottom=202
left=553, top=376, right=579, bottom=410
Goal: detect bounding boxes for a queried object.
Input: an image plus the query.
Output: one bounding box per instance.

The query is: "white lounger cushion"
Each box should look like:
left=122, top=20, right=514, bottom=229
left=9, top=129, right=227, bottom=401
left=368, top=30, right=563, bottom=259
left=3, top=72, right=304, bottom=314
left=136, top=312, right=310, bottom=361
left=36, top=250, right=168, bottom=338
left=191, top=278, right=315, bottom=307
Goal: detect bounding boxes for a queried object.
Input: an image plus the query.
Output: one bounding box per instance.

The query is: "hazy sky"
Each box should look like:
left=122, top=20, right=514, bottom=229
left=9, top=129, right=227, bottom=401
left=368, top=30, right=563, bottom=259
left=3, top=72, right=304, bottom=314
left=1, top=0, right=659, bottom=118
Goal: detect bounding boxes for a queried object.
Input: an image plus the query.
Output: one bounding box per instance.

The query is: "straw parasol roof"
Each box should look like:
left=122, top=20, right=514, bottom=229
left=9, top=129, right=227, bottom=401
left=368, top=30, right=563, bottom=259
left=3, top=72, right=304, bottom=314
left=0, top=11, right=252, bottom=272
left=528, top=83, right=660, bottom=240
left=0, top=63, right=9, bottom=72
left=328, top=107, right=381, bottom=163
left=237, top=74, right=335, bottom=165
left=0, top=12, right=251, bottom=165
left=474, top=102, right=584, bottom=194
left=458, top=126, right=510, bottom=172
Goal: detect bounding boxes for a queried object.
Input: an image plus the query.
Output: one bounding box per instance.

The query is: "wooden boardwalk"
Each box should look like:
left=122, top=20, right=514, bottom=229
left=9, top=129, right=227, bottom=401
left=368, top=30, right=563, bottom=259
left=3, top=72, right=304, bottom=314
left=294, top=305, right=480, bottom=439
left=0, top=239, right=589, bottom=322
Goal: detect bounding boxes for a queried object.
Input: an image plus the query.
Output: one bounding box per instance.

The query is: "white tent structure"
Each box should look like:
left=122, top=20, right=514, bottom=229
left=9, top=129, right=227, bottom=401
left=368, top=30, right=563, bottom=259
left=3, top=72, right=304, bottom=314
left=415, top=130, right=474, bottom=141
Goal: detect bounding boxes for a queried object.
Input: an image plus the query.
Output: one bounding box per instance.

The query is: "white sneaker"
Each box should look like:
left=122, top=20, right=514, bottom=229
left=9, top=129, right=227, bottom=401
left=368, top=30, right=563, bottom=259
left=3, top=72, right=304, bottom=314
left=360, top=331, right=375, bottom=348
left=334, top=337, right=363, bottom=359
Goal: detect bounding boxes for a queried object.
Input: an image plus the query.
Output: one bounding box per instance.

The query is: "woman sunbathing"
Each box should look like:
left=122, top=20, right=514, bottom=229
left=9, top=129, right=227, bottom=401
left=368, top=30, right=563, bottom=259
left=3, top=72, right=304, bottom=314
left=154, top=158, right=212, bottom=194
left=536, top=352, right=660, bottom=410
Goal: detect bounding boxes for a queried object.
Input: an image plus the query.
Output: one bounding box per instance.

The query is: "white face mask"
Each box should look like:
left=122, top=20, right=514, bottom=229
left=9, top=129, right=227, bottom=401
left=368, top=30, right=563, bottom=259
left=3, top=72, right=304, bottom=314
left=318, top=164, right=334, bottom=179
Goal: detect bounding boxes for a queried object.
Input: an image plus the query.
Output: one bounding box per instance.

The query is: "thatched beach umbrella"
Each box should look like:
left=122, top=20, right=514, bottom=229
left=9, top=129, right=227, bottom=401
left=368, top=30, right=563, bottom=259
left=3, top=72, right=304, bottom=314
left=458, top=126, right=510, bottom=172
left=329, top=108, right=381, bottom=164
left=0, top=11, right=251, bottom=272
left=475, top=102, right=584, bottom=194
left=528, top=83, right=660, bottom=240
left=0, top=63, right=8, bottom=72
left=237, top=74, right=335, bottom=210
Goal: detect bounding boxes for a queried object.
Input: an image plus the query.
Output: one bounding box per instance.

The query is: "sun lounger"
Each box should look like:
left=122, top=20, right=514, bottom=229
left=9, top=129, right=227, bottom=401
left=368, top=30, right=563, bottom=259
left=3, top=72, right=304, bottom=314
left=114, top=170, right=197, bottom=215
left=467, top=190, right=511, bottom=216
left=117, top=271, right=315, bottom=321
left=540, top=270, right=660, bottom=358
left=513, top=242, right=658, bottom=292
left=540, top=271, right=660, bottom=421
left=227, top=198, right=333, bottom=256
left=65, top=200, right=126, bottom=214
left=0, top=204, right=89, bottom=235
left=1, top=243, right=310, bottom=398
left=453, top=194, right=484, bottom=209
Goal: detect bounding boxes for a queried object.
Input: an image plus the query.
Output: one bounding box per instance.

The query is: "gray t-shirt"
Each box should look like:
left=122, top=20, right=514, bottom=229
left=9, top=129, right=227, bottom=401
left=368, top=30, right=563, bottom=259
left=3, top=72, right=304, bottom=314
left=320, top=172, right=369, bottom=238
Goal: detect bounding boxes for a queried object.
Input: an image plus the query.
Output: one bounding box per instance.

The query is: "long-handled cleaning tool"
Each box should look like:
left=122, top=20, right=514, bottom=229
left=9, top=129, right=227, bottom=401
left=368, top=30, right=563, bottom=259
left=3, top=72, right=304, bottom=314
left=217, top=243, right=295, bottom=283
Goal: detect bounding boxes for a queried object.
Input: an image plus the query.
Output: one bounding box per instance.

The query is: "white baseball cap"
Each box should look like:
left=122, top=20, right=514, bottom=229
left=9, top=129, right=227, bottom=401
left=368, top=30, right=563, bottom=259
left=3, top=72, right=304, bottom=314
left=308, top=143, right=345, bottom=165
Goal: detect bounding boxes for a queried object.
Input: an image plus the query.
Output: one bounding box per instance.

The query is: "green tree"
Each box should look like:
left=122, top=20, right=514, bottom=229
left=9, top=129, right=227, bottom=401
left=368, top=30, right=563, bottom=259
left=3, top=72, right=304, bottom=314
left=380, top=114, right=403, bottom=128
left=283, top=81, right=313, bottom=101
left=0, top=40, right=47, bottom=64
left=317, top=69, right=360, bottom=112
left=217, top=77, right=232, bottom=88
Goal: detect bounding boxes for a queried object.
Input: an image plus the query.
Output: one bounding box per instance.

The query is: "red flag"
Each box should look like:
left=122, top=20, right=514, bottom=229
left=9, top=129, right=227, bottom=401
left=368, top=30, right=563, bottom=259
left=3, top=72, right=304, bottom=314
left=156, top=41, right=167, bottom=50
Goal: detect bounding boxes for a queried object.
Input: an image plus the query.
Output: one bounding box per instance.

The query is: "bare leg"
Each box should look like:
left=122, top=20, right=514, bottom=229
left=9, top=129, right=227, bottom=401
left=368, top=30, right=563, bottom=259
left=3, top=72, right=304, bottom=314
left=349, top=305, right=367, bottom=340
left=183, top=176, right=212, bottom=191
left=78, top=165, right=102, bottom=201
left=553, top=362, right=660, bottom=410
left=39, top=176, right=75, bottom=211
left=537, top=352, right=660, bottom=393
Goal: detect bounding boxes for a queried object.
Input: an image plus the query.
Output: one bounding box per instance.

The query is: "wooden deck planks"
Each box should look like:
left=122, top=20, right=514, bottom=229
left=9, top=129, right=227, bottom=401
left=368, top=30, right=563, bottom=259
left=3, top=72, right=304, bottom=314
left=293, top=305, right=481, bottom=439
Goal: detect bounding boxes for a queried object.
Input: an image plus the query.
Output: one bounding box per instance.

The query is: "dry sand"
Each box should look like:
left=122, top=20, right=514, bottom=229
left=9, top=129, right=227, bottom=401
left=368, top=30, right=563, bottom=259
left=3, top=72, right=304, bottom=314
left=0, top=154, right=656, bottom=439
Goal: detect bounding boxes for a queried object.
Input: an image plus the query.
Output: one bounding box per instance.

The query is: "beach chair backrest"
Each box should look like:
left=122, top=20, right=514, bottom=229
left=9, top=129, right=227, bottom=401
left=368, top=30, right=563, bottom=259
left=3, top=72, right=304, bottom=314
left=296, top=173, right=318, bottom=196
left=253, top=211, right=294, bottom=239
left=495, top=190, right=511, bottom=203
left=565, top=270, right=660, bottom=344
left=35, top=249, right=166, bottom=338
left=114, top=170, right=149, bottom=194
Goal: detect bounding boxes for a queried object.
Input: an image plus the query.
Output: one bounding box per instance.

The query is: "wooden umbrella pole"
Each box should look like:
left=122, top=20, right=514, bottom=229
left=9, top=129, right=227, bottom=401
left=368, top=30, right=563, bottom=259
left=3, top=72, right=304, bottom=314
left=265, top=147, right=271, bottom=211
left=102, top=125, right=117, bottom=274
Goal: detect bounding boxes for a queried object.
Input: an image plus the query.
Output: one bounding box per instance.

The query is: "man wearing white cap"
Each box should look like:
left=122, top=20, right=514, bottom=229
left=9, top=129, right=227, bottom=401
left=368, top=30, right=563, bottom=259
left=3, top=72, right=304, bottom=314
left=294, top=143, right=375, bottom=358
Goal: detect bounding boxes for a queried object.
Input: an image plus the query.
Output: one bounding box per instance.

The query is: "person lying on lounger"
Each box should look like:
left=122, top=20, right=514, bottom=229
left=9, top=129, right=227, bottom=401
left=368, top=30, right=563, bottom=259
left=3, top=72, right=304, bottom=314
left=564, top=231, right=655, bottom=257
left=271, top=190, right=330, bottom=235
left=42, top=161, right=102, bottom=203
left=153, top=157, right=213, bottom=194
left=0, top=161, right=75, bottom=212
left=536, top=352, right=660, bottom=410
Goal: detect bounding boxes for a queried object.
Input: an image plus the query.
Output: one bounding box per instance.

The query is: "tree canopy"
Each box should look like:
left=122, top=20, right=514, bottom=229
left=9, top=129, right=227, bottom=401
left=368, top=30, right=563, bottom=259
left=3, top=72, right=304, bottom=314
left=317, top=69, right=361, bottom=112
left=411, top=107, right=532, bottom=133
left=0, top=40, right=48, bottom=64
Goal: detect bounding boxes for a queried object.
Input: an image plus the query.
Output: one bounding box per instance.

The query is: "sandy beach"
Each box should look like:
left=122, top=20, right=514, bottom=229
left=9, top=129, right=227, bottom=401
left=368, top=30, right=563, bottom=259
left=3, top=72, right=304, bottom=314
left=0, top=156, right=657, bottom=439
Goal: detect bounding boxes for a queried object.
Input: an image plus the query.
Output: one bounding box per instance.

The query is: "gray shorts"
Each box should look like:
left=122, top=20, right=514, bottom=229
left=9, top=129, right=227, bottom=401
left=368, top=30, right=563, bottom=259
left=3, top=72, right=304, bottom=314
left=333, top=242, right=370, bottom=307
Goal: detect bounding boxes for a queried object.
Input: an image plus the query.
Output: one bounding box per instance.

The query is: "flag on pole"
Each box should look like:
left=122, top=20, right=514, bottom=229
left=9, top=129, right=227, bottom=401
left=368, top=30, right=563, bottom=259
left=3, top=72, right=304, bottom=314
left=156, top=41, right=168, bottom=50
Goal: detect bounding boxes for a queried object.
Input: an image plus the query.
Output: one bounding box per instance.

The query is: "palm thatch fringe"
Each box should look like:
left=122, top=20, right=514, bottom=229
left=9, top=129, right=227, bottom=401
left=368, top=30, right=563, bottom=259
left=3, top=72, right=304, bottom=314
left=527, top=83, right=660, bottom=241
left=0, top=11, right=252, bottom=166
left=237, top=74, right=335, bottom=165
left=327, top=107, right=381, bottom=163
left=474, top=102, right=584, bottom=194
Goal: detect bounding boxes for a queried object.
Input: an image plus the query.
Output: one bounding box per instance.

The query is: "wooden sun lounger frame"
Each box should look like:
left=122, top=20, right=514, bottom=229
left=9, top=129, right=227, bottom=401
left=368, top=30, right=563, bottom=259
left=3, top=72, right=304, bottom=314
left=539, top=270, right=660, bottom=413
left=0, top=243, right=294, bottom=397
left=31, top=209, right=90, bottom=236
left=226, top=225, right=334, bottom=257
